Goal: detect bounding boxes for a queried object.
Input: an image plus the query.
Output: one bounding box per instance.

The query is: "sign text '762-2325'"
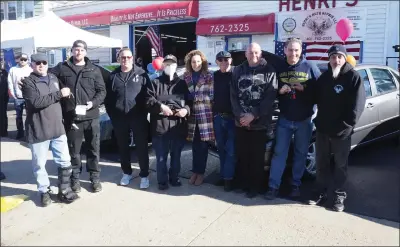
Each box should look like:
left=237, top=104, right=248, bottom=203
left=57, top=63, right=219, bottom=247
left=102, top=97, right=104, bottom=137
left=210, top=24, right=250, bottom=34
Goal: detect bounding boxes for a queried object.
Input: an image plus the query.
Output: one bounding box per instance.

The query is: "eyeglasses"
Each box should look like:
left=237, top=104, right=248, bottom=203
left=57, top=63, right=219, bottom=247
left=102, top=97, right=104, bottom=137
left=217, top=58, right=230, bottom=62
left=121, top=56, right=132, bottom=60
left=20, top=58, right=28, bottom=62
left=35, top=61, right=48, bottom=66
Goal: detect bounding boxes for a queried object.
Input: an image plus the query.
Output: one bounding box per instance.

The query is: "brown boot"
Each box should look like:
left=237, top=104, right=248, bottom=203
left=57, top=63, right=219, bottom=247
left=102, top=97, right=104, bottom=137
left=194, top=174, right=204, bottom=186
left=189, top=173, right=197, bottom=185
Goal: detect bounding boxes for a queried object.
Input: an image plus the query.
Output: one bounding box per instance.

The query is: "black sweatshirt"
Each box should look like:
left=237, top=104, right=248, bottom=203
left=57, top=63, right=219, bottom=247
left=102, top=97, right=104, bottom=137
left=310, top=62, right=366, bottom=139
left=213, top=66, right=235, bottom=114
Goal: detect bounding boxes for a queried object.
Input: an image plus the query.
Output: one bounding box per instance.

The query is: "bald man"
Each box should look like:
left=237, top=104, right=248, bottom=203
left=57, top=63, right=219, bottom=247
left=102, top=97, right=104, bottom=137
left=230, top=43, right=278, bottom=198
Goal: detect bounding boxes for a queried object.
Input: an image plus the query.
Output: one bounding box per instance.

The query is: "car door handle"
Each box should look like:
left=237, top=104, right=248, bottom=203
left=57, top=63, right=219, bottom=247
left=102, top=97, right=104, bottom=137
left=366, top=103, right=374, bottom=108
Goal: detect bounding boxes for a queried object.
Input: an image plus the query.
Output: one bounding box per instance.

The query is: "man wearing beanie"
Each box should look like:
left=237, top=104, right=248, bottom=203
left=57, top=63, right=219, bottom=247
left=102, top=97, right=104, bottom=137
left=307, top=44, right=366, bottom=212
left=51, top=40, right=106, bottom=194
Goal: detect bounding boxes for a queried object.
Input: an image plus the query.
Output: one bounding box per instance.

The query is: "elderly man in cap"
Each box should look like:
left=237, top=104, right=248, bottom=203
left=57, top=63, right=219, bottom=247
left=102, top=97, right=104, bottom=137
left=146, top=54, right=191, bottom=190
left=213, top=51, right=236, bottom=192
left=8, top=53, right=33, bottom=139
left=51, top=40, right=106, bottom=194
left=307, top=44, right=366, bottom=212
left=21, top=53, right=79, bottom=207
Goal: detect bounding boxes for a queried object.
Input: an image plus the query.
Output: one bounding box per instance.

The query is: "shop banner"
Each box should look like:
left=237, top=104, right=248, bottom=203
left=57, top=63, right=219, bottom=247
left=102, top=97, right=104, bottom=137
left=276, top=7, right=366, bottom=42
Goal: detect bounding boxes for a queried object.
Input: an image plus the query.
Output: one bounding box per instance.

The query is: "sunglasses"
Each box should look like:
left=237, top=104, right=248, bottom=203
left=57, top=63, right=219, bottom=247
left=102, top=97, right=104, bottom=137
left=121, top=56, right=132, bottom=60
left=20, top=58, right=28, bottom=62
left=35, top=61, right=48, bottom=66
left=217, top=58, right=230, bottom=62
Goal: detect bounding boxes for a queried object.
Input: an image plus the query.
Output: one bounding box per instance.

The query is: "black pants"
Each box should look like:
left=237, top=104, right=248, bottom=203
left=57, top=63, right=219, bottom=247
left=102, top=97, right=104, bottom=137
left=0, top=95, right=8, bottom=135
left=316, top=131, right=351, bottom=193
left=234, top=127, right=267, bottom=192
left=112, top=113, right=149, bottom=178
left=66, top=117, right=101, bottom=182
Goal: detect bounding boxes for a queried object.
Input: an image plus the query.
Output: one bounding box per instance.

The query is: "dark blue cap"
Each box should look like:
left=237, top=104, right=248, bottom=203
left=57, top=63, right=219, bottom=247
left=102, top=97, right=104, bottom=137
left=216, top=51, right=232, bottom=59
left=328, top=45, right=347, bottom=58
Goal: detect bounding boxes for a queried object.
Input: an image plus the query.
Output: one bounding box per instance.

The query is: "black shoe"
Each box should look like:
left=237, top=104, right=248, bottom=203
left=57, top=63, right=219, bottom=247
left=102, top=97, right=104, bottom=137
left=214, top=178, right=225, bottom=187
left=0, top=131, right=8, bottom=137
left=307, top=191, right=327, bottom=206
left=91, top=182, right=102, bottom=193
left=264, top=187, right=279, bottom=200
left=158, top=182, right=169, bottom=190
left=332, top=191, right=347, bottom=212
left=246, top=190, right=258, bottom=199
left=169, top=178, right=182, bottom=187
left=0, top=171, right=6, bottom=180
left=58, top=190, right=79, bottom=204
left=71, top=181, right=81, bottom=193
left=224, top=180, right=233, bottom=192
left=16, top=132, right=24, bottom=140
left=288, top=186, right=301, bottom=198
left=41, top=191, right=52, bottom=207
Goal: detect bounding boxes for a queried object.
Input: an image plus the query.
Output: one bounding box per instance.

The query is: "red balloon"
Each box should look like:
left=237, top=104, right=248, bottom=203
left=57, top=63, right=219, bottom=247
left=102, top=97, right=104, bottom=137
left=152, top=57, right=163, bottom=70
left=336, top=18, right=354, bottom=42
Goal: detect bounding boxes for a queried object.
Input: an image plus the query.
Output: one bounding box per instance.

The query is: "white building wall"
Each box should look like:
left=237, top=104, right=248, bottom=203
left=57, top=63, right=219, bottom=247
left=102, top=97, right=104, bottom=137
left=110, top=24, right=130, bottom=48
left=86, top=28, right=111, bottom=65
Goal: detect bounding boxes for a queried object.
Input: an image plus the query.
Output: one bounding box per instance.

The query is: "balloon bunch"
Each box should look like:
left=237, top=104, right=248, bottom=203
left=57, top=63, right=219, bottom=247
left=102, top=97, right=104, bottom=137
left=147, top=56, right=164, bottom=74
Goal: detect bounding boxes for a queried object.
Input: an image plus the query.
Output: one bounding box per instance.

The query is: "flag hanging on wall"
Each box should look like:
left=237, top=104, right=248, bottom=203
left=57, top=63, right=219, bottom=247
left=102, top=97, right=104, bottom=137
left=146, top=26, right=163, bottom=57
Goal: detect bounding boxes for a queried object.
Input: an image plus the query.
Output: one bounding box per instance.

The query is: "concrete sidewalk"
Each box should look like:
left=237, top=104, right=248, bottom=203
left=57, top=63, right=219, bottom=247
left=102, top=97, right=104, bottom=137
left=1, top=137, right=399, bottom=246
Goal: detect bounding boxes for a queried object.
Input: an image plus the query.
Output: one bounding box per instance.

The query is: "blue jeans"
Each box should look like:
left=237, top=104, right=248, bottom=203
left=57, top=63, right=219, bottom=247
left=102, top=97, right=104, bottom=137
left=192, top=125, right=209, bottom=174
left=152, top=132, right=186, bottom=184
left=213, top=114, right=236, bottom=180
left=269, top=116, right=313, bottom=189
left=29, top=134, right=71, bottom=193
left=14, top=98, right=25, bottom=133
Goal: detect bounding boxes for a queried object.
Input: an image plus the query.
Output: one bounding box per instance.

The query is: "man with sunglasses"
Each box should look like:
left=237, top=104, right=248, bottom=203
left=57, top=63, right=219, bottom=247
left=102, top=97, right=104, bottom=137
left=213, top=51, right=236, bottom=192
left=21, top=53, right=79, bottom=206
left=8, top=53, right=33, bottom=139
left=51, top=40, right=106, bottom=194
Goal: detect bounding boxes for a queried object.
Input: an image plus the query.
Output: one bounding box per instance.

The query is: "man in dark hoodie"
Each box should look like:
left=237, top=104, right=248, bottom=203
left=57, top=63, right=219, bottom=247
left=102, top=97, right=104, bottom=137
left=265, top=38, right=321, bottom=200
left=307, top=45, right=366, bottom=212
left=146, top=54, right=191, bottom=190
left=231, top=42, right=278, bottom=198
left=51, top=40, right=106, bottom=193
left=104, top=47, right=151, bottom=189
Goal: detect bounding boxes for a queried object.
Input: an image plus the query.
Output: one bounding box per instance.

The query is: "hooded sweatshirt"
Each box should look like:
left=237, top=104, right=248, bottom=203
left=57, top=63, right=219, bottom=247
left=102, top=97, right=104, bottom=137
left=8, top=64, right=33, bottom=99
left=230, top=58, right=278, bottom=130
left=311, top=62, right=366, bottom=139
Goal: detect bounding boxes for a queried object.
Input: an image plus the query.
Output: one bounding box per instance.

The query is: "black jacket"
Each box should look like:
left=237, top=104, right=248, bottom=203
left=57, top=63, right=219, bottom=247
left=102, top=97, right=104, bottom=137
left=50, top=57, right=106, bottom=121
left=311, top=62, right=366, bottom=139
left=231, top=58, right=278, bottom=130
left=104, top=65, right=150, bottom=118
left=213, top=66, right=235, bottom=114
left=146, top=72, right=191, bottom=137
left=0, top=69, right=8, bottom=102
left=21, top=72, right=65, bottom=144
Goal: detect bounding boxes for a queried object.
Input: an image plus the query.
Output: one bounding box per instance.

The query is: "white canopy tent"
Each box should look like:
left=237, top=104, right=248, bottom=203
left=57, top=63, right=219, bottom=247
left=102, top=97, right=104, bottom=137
left=1, top=11, right=122, bottom=56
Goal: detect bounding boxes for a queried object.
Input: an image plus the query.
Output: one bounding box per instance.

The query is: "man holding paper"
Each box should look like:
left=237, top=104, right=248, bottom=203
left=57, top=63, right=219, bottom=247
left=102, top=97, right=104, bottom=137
left=51, top=40, right=106, bottom=194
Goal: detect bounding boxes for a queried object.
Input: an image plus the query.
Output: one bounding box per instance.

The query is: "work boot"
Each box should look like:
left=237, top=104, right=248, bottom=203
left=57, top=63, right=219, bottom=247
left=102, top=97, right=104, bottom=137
left=90, top=172, right=102, bottom=193
left=71, top=180, right=81, bottom=193
left=332, top=191, right=347, bottom=212
left=58, top=167, right=79, bottom=203
left=288, top=186, right=301, bottom=198
left=41, top=189, right=52, bottom=207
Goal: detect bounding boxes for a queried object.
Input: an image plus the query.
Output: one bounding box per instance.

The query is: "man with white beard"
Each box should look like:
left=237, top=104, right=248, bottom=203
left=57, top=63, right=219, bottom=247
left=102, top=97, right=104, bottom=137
left=307, top=45, right=366, bottom=212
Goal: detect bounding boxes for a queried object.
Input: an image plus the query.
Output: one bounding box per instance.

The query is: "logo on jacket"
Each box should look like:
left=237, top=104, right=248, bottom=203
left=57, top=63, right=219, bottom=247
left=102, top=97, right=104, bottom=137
left=334, top=84, right=344, bottom=94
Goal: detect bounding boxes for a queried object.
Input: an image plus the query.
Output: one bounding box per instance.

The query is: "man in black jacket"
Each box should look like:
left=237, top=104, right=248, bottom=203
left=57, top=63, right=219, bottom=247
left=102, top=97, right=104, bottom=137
left=21, top=53, right=79, bottom=207
left=0, top=60, right=8, bottom=137
left=307, top=45, right=366, bottom=212
left=231, top=43, right=278, bottom=198
left=146, top=54, right=191, bottom=190
left=51, top=40, right=106, bottom=193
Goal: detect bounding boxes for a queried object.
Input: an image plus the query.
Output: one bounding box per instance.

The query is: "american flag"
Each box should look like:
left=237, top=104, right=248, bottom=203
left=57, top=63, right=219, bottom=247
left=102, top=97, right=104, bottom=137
left=275, top=41, right=362, bottom=64
left=146, top=26, right=163, bottom=57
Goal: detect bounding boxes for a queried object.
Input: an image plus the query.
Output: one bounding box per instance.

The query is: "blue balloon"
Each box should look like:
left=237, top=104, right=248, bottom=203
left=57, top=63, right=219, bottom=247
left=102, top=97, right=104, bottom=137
left=147, top=63, right=155, bottom=74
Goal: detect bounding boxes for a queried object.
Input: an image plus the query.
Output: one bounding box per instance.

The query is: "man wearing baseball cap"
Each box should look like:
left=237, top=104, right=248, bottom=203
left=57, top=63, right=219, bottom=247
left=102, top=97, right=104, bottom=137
left=146, top=54, right=191, bottom=190
left=213, top=51, right=236, bottom=192
left=307, top=44, right=366, bottom=212
left=51, top=39, right=106, bottom=194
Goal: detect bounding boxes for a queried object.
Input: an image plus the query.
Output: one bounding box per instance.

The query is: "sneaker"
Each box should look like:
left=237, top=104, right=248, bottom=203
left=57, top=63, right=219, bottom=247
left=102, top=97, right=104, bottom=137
left=307, top=191, right=327, bottom=206
left=140, top=177, right=150, bottom=189
left=41, top=191, right=52, bottom=207
left=158, top=182, right=169, bottom=190
left=264, top=187, right=279, bottom=200
left=288, top=186, right=301, bottom=198
left=120, top=174, right=133, bottom=186
left=71, top=181, right=81, bottom=193
left=332, top=191, right=347, bottom=212
left=91, top=181, right=102, bottom=193
left=169, top=178, right=182, bottom=187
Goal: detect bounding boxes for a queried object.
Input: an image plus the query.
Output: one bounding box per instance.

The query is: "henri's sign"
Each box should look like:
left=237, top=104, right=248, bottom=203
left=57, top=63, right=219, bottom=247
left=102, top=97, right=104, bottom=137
left=279, top=0, right=359, bottom=12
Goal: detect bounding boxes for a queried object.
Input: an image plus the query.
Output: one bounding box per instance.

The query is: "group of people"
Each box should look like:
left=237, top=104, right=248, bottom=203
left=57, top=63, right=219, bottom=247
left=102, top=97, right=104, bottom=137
left=0, top=37, right=366, bottom=213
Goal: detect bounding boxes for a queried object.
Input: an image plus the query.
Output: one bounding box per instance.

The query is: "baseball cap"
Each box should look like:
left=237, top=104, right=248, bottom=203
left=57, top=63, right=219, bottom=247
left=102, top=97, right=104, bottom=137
left=216, top=51, right=232, bottom=59
left=163, top=54, right=177, bottom=63
left=328, top=45, right=347, bottom=58
left=31, top=53, right=48, bottom=63
left=72, top=40, right=88, bottom=50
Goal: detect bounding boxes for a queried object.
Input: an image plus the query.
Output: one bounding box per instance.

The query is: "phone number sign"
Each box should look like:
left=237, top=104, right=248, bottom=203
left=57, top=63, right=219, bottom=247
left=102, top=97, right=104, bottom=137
left=197, top=21, right=272, bottom=36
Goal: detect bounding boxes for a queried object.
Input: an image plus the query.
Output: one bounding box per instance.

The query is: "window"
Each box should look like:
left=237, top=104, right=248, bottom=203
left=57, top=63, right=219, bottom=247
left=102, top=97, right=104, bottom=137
left=1, top=2, right=4, bottom=21
left=358, top=69, right=372, bottom=97
left=227, top=36, right=251, bottom=51
left=370, top=68, right=398, bottom=94
left=24, top=1, right=34, bottom=18
left=7, top=2, right=16, bottom=20
left=49, top=54, right=55, bottom=66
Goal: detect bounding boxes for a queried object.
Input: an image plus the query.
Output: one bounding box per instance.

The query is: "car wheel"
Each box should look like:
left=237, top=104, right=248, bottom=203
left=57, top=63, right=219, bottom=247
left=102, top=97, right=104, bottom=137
left=303, top=138, right=317, bottom=179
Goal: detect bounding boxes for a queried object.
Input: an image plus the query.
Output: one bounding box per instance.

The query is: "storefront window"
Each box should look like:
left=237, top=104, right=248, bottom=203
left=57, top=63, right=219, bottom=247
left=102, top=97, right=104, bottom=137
left=7, top=2, right=17, bottom=20
left=227, top=37, right=251, bottom=51
left=24, top=1, right=34, bottom=18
